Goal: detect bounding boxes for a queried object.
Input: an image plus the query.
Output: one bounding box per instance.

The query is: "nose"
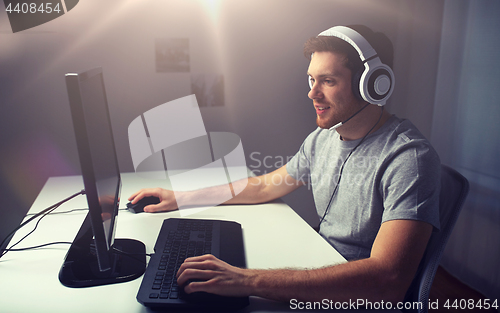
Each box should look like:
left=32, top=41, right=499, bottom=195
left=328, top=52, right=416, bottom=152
left=308, top=81, right=322, bottom=100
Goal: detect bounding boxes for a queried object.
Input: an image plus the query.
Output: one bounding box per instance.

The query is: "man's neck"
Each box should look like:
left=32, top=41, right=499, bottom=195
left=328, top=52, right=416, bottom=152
left=336, top=105, right=391, bottom=141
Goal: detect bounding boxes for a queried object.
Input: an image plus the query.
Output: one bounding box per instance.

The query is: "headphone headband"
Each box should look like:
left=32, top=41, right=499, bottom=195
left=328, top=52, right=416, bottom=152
left=318, top=26, right=377, bottom=62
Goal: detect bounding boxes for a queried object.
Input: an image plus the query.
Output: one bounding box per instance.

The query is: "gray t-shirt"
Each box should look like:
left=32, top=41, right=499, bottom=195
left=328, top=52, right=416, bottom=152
left=286, top=115, right=440, bottom=261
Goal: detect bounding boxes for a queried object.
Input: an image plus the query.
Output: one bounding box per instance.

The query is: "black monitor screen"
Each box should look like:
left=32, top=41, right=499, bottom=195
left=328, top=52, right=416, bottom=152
left=74, top=69, right=119, bottom=246
left=60, top=68, right=144, bottom=288
left=65, top=67, right=120, bottom=271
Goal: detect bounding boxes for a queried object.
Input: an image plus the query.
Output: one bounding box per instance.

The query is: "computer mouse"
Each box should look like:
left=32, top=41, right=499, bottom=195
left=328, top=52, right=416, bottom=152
left=126, top=196, right=160, bottom=213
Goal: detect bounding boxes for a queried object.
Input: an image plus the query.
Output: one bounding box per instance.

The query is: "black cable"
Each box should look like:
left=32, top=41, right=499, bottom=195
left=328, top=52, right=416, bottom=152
left=25, top=207, right=88, bottom=216
left=340, top=102, right=370, bottom=126
left=112, top=246, right=153, bottom=258
left=3, top=202, right=64, bottom=255
left=317, top=107, right=385, bottom=231
left=0, top=190, right=150, bottom=260
left=0, top=189, right=85, bottom=259
left=111, top=247, right=153, bottom=265
left=4, top=242, right=73, bottom=252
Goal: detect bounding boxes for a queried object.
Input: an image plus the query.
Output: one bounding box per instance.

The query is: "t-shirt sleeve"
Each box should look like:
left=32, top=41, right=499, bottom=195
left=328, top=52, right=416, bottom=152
left=286, top=144, right=310, bottom=183
left=286, top=130, right=318, bottom=183
left=379, top=140, right=441, bottom=231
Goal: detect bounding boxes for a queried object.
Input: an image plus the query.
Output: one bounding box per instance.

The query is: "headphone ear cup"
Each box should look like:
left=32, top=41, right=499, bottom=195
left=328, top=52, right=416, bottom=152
left=351, top=70, right=363, bottom=101
left=359, top=59, right=394, bottom=105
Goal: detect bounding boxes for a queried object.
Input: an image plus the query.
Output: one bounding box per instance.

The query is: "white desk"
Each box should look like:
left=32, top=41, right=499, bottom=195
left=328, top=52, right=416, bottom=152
left=0, top=172, right=396, bottom=312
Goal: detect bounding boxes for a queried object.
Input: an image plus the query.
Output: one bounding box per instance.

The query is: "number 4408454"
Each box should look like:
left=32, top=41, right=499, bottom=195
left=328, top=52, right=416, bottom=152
left=444, top=299, right=498, bottom=310
left=5, top=2, right=62, bottom=14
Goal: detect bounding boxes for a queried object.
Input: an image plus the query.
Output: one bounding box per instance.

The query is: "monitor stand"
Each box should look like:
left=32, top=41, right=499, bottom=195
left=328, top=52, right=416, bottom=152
left=59, top=213, right=146, bottom=288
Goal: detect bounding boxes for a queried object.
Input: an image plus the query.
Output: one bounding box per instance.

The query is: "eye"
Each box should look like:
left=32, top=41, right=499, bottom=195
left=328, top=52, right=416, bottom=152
left=324, top=79, right=335, bottom=86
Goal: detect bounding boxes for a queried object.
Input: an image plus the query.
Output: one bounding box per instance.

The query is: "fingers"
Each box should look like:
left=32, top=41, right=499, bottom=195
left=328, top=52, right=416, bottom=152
left=177, top=255, right=219, bottom=278
left=183, top=277, right=214, bottom=294
left=128, top=188, right=178, bottom=213
left=143, top=203, right=169, bottom=213
left=176, top=255, right=221, bottom=288
left=128, top=188, right=157, bottom=203
left=127, top=190, right=141, bottom=202
left=176, top=255, right=251, bottom=297
left=183, top=254, right=218, bottom=264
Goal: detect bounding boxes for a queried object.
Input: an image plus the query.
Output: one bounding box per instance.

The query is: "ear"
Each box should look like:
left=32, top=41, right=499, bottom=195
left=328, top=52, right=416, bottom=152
left=351, top=69, right=363, bottom=101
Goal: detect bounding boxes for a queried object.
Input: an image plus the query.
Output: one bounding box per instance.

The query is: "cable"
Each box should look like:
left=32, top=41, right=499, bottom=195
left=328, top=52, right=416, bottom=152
left=0, top=190, right=151, bottom=261
left=111, top=247, right=153, bottom=265
left=0, top=189, right=85, bottom=259
left=317, top=107, right=385, bottom=231
left=25, top=207, right=88, bottom=216
left=4, top=242, right=72, bottom=252
left=112, top=246, right=153, bottom=258
left=3, top=202, right=64, bottom=255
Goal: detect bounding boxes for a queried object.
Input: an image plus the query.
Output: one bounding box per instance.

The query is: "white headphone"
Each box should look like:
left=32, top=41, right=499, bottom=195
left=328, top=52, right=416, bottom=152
left=313, top=26, right=395, bottom=106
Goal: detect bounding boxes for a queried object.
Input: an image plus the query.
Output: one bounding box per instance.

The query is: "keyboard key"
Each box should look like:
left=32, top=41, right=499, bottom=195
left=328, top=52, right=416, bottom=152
left=169, top=291, right=179, bottom=299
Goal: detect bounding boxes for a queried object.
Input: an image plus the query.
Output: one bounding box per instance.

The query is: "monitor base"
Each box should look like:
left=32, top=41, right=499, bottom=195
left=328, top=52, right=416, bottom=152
left=59, top=215, right=146, bottom=288
left=60, top=238, right=146, bottom=288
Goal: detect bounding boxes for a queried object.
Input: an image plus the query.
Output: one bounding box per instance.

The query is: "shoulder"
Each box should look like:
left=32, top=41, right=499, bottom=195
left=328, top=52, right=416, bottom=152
left=377, top=116, right=439, bottom=162
left=369, top=116, right=441, bottom=186
left=376, top=118, right=441, bottom=230
left=381, top=116, right=427, bottom=143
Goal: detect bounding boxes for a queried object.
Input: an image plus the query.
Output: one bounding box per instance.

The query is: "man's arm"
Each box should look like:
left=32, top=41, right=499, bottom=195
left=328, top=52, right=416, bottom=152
left=127, top=165, right=303, bottom=213
left=176, top=219, right=432, bottom=303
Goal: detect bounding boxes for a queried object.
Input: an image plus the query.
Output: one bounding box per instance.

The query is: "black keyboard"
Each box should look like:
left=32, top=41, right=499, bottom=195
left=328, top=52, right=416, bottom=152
left=149, top=219, right=214, bottom=300
left=136, top=218, right=249, bottom=310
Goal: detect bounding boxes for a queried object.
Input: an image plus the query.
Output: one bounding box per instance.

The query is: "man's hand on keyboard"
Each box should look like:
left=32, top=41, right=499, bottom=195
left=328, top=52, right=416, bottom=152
left=176, top=254, right=253, bottom=297
left=128, top=188, right=179, bottom=213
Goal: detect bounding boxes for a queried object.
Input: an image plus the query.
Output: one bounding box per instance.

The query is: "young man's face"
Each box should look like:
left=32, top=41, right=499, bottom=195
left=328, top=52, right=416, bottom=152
left=307, top=51, right=365, bottom=129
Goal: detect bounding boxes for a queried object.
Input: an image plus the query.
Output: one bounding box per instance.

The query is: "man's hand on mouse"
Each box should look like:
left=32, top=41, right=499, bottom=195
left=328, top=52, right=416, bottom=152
left=127, top=188, right=179, bottom=213
left=176, top=254, right=253, bottom=297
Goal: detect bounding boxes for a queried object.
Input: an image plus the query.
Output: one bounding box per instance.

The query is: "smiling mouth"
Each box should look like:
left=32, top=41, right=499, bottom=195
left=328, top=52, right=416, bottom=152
left=315, top=105, right=331, bottom=114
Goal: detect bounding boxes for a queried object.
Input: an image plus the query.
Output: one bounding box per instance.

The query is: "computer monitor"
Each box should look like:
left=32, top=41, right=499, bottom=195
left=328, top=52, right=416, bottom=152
left=59, top=67, right=146, bottom=287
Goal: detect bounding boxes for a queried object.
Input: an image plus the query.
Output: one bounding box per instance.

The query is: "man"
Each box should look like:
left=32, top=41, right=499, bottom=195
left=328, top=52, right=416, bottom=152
left=128, top=25, right=440, bottom=303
